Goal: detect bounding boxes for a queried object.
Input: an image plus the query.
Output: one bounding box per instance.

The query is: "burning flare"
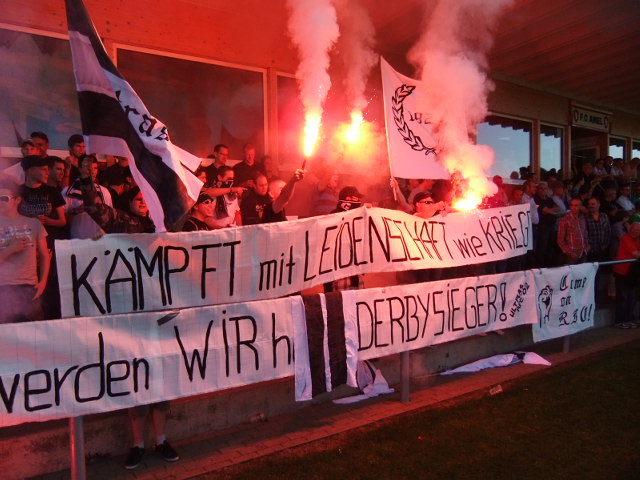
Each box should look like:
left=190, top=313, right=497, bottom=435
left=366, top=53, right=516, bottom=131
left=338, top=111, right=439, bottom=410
left=286, top=0, right=339, bottom=159
left=303, top=112, right=322, bottom=158
left=453, top=191, right=483, bottom=212
left=344, top=110, right=364, bottom=144
left=408, top=0, right=513, bottom=212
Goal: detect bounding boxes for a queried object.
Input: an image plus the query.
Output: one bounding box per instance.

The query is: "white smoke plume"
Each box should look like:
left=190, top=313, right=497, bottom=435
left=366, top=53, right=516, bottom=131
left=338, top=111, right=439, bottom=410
left=332, top=0, right=377, bottom=116
left=408, top=0, right=514, bottom=206
left=285, top=0, right=340, bottom=157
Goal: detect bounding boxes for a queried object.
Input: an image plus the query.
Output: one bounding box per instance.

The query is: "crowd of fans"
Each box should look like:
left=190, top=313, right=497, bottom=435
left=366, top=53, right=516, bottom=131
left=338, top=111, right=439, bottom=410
left=2, top=131, right=640, bottom=467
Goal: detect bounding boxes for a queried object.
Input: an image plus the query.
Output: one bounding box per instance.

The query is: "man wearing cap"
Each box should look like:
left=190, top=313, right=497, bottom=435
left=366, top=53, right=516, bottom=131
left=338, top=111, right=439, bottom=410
left=182, top=192, right=215, bottom=231
left=412, top=191, right=447, bottom=220
left=20, top=139, right=39, bottom=158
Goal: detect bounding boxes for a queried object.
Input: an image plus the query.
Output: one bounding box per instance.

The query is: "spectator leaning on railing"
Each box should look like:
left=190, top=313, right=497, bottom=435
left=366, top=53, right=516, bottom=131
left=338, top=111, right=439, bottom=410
left=611, top=218, right=640, bottom=329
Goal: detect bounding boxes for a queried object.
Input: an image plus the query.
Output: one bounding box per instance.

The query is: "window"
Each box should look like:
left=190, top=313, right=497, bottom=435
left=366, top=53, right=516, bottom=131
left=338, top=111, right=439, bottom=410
left=117, top=49, right=266, bottom=160
left=632, top=140, right=640, bottom=159
left=609, top=136, right=626, bottom=159
left=277, top=74, right=304, bottom=166
left=0, top=28, right=80, bottom=158
left=476, top=115, right=532, bottom=180
left=540, top=124, right=563, bottom=176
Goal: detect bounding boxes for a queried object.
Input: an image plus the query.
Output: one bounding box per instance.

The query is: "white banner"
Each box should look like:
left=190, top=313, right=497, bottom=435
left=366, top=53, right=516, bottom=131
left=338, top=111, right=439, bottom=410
left=0, top=298, right=296, bottom=428
left=56, top=205, right=532, bottom=317
left=531, top=263, right=597, bottom=342
left=343, top=270, right=537, bottom=360
left=380, top=57, right=449, bottom=179
left=0, top=264, right=590, bottom=427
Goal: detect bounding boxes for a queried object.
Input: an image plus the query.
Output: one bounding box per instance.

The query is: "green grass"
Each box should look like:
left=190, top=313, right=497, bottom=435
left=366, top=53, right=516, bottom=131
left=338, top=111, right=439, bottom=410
left=201, top=342, right=640, bottom=480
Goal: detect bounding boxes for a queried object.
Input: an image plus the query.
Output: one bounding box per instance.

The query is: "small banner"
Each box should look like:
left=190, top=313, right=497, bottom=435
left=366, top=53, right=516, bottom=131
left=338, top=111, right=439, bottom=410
left=343, top=270, right=537, bottom=360
left=531, top=263, right=597, bottom=342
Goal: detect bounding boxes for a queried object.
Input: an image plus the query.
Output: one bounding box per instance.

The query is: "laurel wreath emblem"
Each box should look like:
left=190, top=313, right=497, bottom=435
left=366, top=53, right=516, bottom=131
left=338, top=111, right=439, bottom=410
left=392, top=84, right=437, bottom=156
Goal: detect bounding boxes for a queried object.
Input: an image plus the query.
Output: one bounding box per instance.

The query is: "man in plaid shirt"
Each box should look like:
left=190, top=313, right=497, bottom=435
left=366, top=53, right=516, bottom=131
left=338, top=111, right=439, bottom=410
left=585, top=197, right=611, bottom=262
left=557, top=198, right=590, bottom=264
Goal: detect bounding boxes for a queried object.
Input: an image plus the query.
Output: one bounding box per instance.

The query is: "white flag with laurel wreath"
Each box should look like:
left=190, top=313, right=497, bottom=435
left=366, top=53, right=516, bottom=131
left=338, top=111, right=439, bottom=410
left=381, top=57, right=449, bottom=179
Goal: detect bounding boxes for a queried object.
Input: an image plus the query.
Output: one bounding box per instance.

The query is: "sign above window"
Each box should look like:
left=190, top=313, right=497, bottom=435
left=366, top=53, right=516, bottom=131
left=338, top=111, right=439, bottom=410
left=571, top=105, right=611, bottom=132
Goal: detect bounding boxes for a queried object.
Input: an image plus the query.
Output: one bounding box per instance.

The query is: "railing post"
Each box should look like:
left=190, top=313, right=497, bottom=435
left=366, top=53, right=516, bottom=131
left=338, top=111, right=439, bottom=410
left=400, top=351, right=410, bottom=403
left=69, top=416, right=86, bottom=480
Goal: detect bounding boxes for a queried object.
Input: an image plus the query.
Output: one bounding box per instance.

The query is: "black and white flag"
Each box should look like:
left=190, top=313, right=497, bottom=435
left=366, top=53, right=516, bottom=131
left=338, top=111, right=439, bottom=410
left=65, top=0, right=203, bottom=231
left=293, top=293, right=358, bottom=401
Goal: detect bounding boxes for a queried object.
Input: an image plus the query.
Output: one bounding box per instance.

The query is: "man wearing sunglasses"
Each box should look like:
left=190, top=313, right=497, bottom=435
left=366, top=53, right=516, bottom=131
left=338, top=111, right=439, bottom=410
left=182, top=192, right=215, bottom=231
left=412, top=191, right=447, bottom=219
left=0, top=178, right=50, bottom=323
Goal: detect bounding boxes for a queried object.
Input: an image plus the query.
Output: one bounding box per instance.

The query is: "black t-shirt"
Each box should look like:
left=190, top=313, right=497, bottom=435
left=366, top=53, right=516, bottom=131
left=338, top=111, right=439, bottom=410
left=18, top=183, right=67, bottom=241
left=240, top=190, right=271, bottom=225
left=261, top=202, right=287, bottom=224
left=233, top=162, right=265, bottom=187
left=182, top=217, right=211, bottom=232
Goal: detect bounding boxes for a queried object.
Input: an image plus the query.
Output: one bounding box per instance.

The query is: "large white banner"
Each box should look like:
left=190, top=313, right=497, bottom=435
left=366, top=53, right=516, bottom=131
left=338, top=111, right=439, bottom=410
left=531, top=263, right=597, bottom=342
left=343, top=270, right=537, bottom=360
left=0, top=265, right=588, bottom=427
left=56, top=205, right=532, bottom=317
left=380, top=57, right=450, bottom=179
left=0, top=298, right=296, bottom=428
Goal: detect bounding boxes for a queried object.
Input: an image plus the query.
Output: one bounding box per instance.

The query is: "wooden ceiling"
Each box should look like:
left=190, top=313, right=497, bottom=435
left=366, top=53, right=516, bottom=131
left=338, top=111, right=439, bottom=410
left=5, top=0, right=638, bottom=116
left=367, top=0, right=640, bottom=115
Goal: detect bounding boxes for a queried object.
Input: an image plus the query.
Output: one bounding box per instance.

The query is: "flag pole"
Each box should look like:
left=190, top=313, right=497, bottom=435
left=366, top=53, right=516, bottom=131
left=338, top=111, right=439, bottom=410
left=380, top=56, right=398, bottom=201
left=378, top=55, right=398, bottom=202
